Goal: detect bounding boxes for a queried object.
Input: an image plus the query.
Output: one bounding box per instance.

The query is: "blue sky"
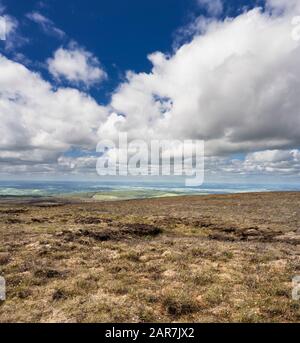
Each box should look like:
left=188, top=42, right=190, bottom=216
left=3, top=0, right=262, bottom=103
left=0, top=0, right=300, bottom=182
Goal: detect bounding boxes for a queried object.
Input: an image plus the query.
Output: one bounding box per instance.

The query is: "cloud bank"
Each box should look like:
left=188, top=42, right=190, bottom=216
left=0, top=55, right=107, bottom=171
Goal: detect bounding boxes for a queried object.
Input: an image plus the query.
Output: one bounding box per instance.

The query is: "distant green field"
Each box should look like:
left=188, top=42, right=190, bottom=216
left=92, top=189, right=180, bottom=201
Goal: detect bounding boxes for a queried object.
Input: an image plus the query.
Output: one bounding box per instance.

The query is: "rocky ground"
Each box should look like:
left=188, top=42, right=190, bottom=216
left=0, top=192, right=300, bottom=322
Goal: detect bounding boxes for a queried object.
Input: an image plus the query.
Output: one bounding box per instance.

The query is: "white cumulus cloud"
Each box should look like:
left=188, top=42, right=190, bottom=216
left=0, top=54, right=108, bottom=170
left=101, top=6, right=300, bottom=160
left=47, top=43, right=107, bottom=87
left=242, top=149, right=300, bottom=175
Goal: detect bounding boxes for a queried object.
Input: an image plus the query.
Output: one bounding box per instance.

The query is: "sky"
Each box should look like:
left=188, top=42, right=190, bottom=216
left=0, top=0, right=300, bottom=183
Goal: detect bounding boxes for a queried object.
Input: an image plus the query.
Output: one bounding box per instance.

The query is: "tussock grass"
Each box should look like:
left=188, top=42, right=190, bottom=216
left=1, top=192, right=300, bottom=322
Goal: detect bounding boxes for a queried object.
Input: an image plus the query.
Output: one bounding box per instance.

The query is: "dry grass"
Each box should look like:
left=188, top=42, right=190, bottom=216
left=0, top=192, right=300, bottom=322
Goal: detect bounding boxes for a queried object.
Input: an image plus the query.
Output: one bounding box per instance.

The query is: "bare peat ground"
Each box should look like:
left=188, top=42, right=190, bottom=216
left=0, top=192, right=300, bottom=323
